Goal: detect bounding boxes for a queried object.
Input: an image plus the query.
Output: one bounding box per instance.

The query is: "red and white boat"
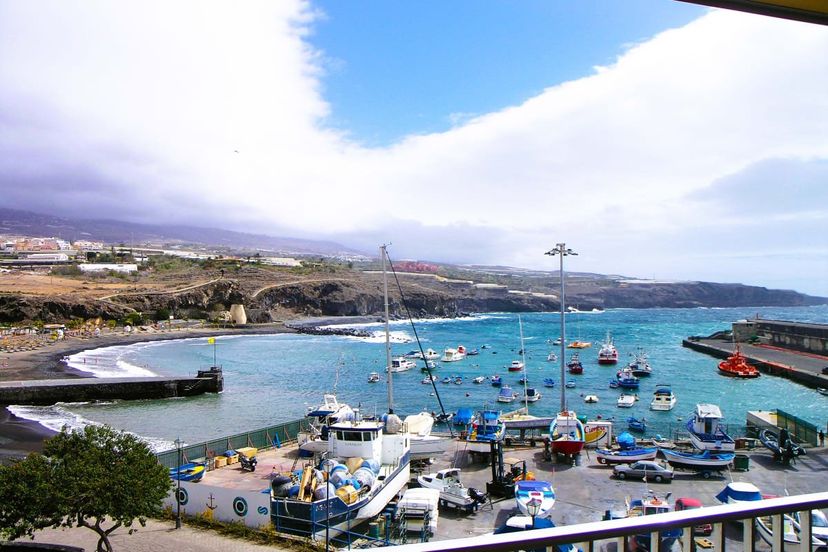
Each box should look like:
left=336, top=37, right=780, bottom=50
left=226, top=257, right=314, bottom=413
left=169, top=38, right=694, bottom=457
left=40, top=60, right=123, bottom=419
left=508, top=360, right=525, bottom=372
left=597, top=332, right=619, bottom=364
left=567, top=353, right=583, bottom=374
left=718, top=345, right=760, bottom=378
left=549, top=410, right=585, bottom=456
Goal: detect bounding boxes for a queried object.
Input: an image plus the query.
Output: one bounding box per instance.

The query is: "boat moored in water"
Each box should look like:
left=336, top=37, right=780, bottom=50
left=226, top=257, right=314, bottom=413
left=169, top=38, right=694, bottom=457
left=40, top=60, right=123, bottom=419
left=597, top=332, right=619, bottom=364
left=441, top=348, right=466, bottom=362
left=508, top=360, right=525, bottom=372
left=617, top=394, right=637, bottom=408
left=718, top=345, right=760, bottom=378
left=649, top=384, right=676, bottom=411
left=367, top=372, right=380, bottom=383
left=497, top=385, right=518, bottom=403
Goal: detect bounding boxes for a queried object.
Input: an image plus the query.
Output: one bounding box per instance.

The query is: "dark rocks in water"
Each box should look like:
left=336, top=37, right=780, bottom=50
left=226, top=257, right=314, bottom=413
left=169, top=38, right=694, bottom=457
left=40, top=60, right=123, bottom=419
left=292, top=325, right=373, bottom=338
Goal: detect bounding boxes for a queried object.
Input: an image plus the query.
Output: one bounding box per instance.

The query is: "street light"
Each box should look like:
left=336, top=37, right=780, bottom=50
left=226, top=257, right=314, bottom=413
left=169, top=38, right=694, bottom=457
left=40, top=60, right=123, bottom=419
left=545, top=244, right=577, bottom=413
left=526, top=497, right=542, bottom=529
left=174, top=437, right=182, bottom=529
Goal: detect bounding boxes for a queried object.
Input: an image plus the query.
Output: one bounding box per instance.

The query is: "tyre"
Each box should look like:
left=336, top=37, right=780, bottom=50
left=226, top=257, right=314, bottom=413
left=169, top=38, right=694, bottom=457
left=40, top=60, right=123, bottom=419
left=654, top=475, right=663, bottom=483
left=618, top=472, right=626, bottom=480
left=598, top=457, right=606, bottom=465
left=702, top=471, right=711, bottom=479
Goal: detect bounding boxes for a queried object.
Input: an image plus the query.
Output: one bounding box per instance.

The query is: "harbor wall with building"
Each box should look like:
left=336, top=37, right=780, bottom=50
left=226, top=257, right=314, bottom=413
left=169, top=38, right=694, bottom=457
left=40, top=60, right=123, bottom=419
left=733, top=318, right=828, bottom=355
left=0, top=367, right=223, bottom=406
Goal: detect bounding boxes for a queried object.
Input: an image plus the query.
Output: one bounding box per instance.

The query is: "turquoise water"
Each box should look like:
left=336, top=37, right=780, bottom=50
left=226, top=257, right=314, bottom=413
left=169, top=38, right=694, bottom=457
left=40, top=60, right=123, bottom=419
left=13, top=305, right=828, bottom=450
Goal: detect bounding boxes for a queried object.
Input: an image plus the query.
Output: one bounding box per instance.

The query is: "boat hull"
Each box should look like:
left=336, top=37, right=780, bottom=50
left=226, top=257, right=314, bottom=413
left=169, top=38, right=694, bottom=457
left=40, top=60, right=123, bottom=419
left=661, top=448, right=734, bottom=470
left=551, top=439, right=585, bottom=456
left=595, top=447, right=658, bottom=465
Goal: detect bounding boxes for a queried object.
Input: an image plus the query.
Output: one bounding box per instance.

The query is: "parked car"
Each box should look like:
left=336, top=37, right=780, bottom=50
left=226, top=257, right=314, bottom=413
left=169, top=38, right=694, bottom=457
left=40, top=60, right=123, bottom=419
left=821, top=366, right=828, bottom=375
left=674, top=497, right=713, bottom=535
left=612, top=460, right=674, bottom=483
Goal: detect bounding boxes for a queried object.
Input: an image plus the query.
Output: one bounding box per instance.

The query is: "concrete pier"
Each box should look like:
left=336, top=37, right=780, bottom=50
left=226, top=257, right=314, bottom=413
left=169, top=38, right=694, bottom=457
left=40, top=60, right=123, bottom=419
left=0, top=367, right=223, bottom=406
left=682, top=337, right=828, bottom=388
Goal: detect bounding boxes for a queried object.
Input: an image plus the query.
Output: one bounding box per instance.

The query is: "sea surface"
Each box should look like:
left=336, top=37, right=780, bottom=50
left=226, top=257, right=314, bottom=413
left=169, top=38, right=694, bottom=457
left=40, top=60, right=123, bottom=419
left=10, top=305, right=828, bottom=452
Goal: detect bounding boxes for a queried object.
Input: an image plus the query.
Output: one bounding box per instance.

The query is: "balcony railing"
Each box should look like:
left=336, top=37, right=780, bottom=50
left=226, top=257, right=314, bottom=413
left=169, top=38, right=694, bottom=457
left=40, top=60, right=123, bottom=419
left=389, top=492, right=828, bottom=552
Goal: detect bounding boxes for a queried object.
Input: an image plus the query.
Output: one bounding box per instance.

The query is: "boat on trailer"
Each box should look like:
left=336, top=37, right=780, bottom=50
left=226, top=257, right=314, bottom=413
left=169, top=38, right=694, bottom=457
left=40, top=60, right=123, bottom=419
left=660, top=448, right=734, bottom=474
left=686, top=403, right=735, bottom=452
left=417, top=468, right=488, bottom=513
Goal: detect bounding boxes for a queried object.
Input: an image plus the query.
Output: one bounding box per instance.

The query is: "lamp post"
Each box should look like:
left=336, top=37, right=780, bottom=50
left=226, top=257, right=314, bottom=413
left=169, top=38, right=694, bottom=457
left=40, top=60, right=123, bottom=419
left=174, top=437, right=182, bottom=529
left=545, top=243, right=577, bottom=413
left=526, top=497, right=542, bottom=529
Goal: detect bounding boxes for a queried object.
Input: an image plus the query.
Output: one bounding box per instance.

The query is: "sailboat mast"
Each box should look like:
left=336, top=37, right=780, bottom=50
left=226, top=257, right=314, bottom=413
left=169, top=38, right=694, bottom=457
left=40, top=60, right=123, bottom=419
left=559, top=247, right=566, bottom=413
left=381, top=245, right=393, bottom=413
left=519, top=314, right=528, bottom=410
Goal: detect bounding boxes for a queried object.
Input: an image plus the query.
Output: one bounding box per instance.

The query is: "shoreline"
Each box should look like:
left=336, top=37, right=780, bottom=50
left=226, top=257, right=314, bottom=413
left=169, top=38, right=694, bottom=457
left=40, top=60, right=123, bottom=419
left=0, top=322, right=302, bottom=459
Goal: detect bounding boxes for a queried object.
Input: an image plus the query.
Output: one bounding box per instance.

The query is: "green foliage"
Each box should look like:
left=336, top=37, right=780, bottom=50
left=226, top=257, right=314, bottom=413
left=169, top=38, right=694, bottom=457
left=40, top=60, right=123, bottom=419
left=123, top=312, right=143, bottom=326
left=0, top=425, right=172, bottom=552
left=50, top=264, right=83, bottom=277
left=154, top=308, right=171, bottom=322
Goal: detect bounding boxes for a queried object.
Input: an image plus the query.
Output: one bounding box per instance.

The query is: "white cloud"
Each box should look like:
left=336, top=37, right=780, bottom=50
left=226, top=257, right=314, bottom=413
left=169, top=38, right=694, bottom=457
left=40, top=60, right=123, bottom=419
left=1, top=4, right=827, bottom=294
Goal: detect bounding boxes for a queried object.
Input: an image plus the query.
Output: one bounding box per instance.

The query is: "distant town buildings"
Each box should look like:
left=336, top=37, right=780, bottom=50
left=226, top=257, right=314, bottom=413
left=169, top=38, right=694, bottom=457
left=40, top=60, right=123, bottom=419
left=79, top=263, right=138, bottom=274
left=394, top=260, right=439, bottom=273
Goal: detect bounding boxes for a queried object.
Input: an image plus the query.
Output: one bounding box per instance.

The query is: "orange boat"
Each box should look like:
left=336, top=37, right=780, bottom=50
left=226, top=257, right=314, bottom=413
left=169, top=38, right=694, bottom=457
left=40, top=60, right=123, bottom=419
left=718, top=346, right=760, bottom=378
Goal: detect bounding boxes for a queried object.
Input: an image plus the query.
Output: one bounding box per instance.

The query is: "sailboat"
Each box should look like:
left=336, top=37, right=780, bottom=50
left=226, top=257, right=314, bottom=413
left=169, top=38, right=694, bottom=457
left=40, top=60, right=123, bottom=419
left=501, top=315, right=553, bottom=429
left=548, top=243, right=586, bottom=459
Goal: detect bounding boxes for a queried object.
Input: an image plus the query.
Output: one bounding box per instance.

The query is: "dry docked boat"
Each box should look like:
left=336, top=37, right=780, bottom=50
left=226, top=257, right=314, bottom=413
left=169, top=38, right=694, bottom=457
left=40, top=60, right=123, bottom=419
left=660, top=448, right=734, bottom=472
left=549, top=410, right=585, bottom=457
left=717, top=345, right=759, bottom=378
left=417, top=468, right=487, bottom=512
left=465, top=409, right=505, bottom=452
left=686, top=403, right=735, bottom=452
left=515, top=480, right=556, bottom=518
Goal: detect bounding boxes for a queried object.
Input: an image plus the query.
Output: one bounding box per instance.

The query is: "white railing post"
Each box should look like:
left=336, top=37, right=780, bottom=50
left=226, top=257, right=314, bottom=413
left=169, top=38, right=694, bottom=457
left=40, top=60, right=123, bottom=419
left=681, top=528, right=693, bottom=552
left=711, top=522, right=724, bottom=552
left=743, top=515, right=754, bottom=552
left=799, top=509, right=812, bottom=552
left=772, top=514, right=783, bottom=552
left=615, top=536, right=625, bottom=552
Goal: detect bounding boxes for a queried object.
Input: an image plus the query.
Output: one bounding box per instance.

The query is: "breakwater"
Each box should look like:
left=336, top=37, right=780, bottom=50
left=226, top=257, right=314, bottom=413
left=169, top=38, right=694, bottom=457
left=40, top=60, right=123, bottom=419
left=0, top=367, right=223, bottom=406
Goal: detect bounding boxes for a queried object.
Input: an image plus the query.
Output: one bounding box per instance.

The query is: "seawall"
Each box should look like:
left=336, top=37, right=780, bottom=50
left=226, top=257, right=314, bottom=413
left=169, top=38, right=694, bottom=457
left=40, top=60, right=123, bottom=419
left=0, top=367, right=223, bottom=406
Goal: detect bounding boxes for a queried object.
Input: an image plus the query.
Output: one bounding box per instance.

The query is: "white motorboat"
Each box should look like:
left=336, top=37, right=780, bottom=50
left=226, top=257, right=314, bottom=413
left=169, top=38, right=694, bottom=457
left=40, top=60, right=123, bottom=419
left=441, top=348, right=465, bottom=362
left=547, top=352, right=557, bottom=362
left=405, top=411, right=450, bottom=460
left=508, top=360, right=525, bottom=372
left=617, top=394, right=636, bottom=408
left=497, top=385, right=518, bottom=403
left=368, top=372, right=380, bottom=383
left=417, top=468, right=488, bottom=512
left=298, top=394, right=356, bottom=453
left=649, top=384, right=676, bottom=411
left=583, top=394, right=599, bottom=404
left=515, top=480, right=556, bottom=518
left=472, top=376, right=485, bottom=384
left=389, top=356, right=416, bottom=372
left=421, top=375, right=437, bottom=384
left=523, top=387, right=542, bottom=402
left=686, top=403, right=735, bottom=452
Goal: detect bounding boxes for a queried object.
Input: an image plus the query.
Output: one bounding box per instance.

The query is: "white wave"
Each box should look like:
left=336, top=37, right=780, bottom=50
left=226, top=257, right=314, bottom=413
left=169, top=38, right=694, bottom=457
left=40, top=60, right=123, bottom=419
left=320, top=313, right=497, bottom=331
left=7, top=404, right=175, bottom=453
left=65, top=345, right=159, bottom=378
left=339, top=330, right=413, bottom=343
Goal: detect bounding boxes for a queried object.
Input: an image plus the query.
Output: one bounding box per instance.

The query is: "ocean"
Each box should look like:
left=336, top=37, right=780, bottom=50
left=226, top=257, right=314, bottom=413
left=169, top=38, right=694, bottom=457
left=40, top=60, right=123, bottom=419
left=10, top=305, right=828, bottom=452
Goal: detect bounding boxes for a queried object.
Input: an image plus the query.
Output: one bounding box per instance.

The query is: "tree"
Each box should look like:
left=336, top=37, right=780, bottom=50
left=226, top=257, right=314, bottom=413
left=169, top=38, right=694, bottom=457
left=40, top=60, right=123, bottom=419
left=0, top=425, right=172, bottom=552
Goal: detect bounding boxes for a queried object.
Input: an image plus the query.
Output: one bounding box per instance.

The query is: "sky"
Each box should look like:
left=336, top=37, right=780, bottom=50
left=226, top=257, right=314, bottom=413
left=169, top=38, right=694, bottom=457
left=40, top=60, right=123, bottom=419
left=0, top=1, right=827, bottom=295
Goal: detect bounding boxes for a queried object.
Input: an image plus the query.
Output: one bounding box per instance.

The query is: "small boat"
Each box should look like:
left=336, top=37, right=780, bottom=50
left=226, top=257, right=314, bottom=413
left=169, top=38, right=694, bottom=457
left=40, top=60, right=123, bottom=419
left=627, top=494, right=682, bottom=552
left=716, top=482, right=762, bottom=505
left=389, top=357, right=417, bottom=372
left=420, top=360, right=438, bottom=372
left=523, top=388, right=542, bottom=402
left=170, top=462, right=206, bottom=482
left=660, top=448, right=735, bottom=470
left=518, top=376, right=529, bottom=385
left=457, top=345, right=467, bottom=355
left=297, top=393, right=356, bottom=454
left=454, top=376, right=463, bottom=385
left=718, top=345, right=760, bottom=378
left=421, top=375, right=437, bottom=384
left=547, top=352, right=557, bottom=362
left=434, top=412, right=452, bottom=424
left=494, top=517, right=578, bottom=552
left=649, top=384, right=676, bottom=411
left=608, top=379, right=619, bottom=389
left=567, top=341, right=592, bottom=349
left=368, top=372, right=380, bottom=383
left=551, top=338, right=562, bottom=346
left=818, top=388, right=828, bottom=396
left=423, top=348, right=440, bottom=360
left=615, top=367, right=640, bottom=389
left=758, top=428, right=806, bottom=461
left=466, top=348, right=480, bottom=356
left=497, top=385, right=518, bottom=403
left=756, top=512, right=827, bottom=549
left=596, top=446, right=658, bottom=465
left=617, top=394, right=636, bottom=408
left=627, top=349, right=652, bottom=377
left=567, top=353, right=583, bottom=374
left=583, top=394, right=599, bottom=404
left=451, top=407, right=475, bottom=426
left=501, top=407, right=556, bottom=429
left=508, top=360, right=525, bottom=372
left=441, top=376, right=452, bottom=384
left=515, top=480, right=556, bottom=518
left=627, top=417, right=646, bottom=433
left=490, top=375, right=502, bottom=387
left=597, top=332, right=619, bottom=364
left=686, top=403, right=735, bottom=452
left=565, top=381, right=576, bottom=388
left=441, top=348, right=466, bottom=362
left=543, top=378, right=556, bottom=388
left=472, top=376, right=485, bottom=384
left=549, top=410, right=585, bottom=456
left=466, top=410, right=505, bottom=452
left=417, top=468, right=487, bottom=513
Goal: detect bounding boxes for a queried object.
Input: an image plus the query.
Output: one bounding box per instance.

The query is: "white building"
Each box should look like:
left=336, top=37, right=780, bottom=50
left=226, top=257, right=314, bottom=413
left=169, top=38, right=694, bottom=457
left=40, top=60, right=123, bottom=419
left=79, top=263, right=138, bottom=273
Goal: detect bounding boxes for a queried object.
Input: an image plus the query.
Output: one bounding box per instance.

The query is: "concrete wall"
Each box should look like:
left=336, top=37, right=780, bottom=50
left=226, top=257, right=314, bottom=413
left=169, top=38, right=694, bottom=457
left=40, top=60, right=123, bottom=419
left=753, top=320, right=828, bottom=355
left=165, top=481, right=271, bottom=528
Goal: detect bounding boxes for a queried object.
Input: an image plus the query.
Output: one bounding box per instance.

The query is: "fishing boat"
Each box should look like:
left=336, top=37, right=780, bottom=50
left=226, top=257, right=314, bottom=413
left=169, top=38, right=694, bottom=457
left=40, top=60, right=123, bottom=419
left=389, top=356, right=416, bottom=372
left=686, top=403, right=735, bottom=452
left=595, top=446, right=657, bottom=465
left=523, top=387, right=542, bottom=402
left=617, top=394, right=636, bottom=408
left=508, top=360, right=525, bottom=372
left=627, top=494, right=682, bottom=552
left=421, top=375, right=437, bottom=384
left=271, top=417, right=411, bottom=539
left=597, top=332, right=619, bottom=364
left=298, top=394, right=356, bottom=454
left=368, top=372, right=380, bottom=383
left=472, top=376, right=485, bottom=384
left=169, top=462, right=206, bottom=482
left=583, top=394, right=599, bottom=403
left=567, top=353, right=583, bottom=374
left=497, top=385, right=518, bottom=403
left=660, top=448, right=735, bottom=471
left=405, top=411, right=450, bottom=460
left=718, top=345, right=760, bottom=378
left=549, top=410, right=585, bottom=457
left=501, top=407, right=555, bottom=430
left=758, top=428, right=807, bottom=461
left=627, top=417, right=646, bottom=433
left=466, top=410, right=505, bottom=452
left=515, top=480, right=556, bottom=518
left=627, top=349, right=652, bottom=377
left=543, top=378, right=556, bottom=388
left=417, top=468, right=488, bottom=512
left=441, top=348, right=465, bottom=362
left=491, top=375, right=503, bottom=387
left=615, top=367, right=640, bottom=389
left=649, top=384, right=676, bottom=411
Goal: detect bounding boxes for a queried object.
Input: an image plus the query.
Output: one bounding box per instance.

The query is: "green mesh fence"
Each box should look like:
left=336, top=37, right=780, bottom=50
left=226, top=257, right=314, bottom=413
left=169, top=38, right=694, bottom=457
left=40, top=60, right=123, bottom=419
left=156, top=418, right=308, bottom=468
left=776, top=409, right=819, bottom=446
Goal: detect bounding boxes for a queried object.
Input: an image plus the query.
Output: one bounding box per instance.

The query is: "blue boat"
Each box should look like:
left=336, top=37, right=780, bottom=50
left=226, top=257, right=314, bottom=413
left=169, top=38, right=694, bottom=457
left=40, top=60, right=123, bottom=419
left=466, top=410, right=505, bottom=452
left=661, top=448, right=735, bottom=471
left=169, top=462, right=206, bottom=482
left=627, top=417, right=646, bottom=433
left=596, top=433, right=658, bottom=465
left=452, top=407, right=475, bottom=426
left=543, top=378, right=556, bottom=388
left=494, top=516, right=577, bottom=552
left=627, top=495, right=682, bottom=551
left=491, top=375, right=502, bottom=387
left=616, top=368, right=640, bottom=389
